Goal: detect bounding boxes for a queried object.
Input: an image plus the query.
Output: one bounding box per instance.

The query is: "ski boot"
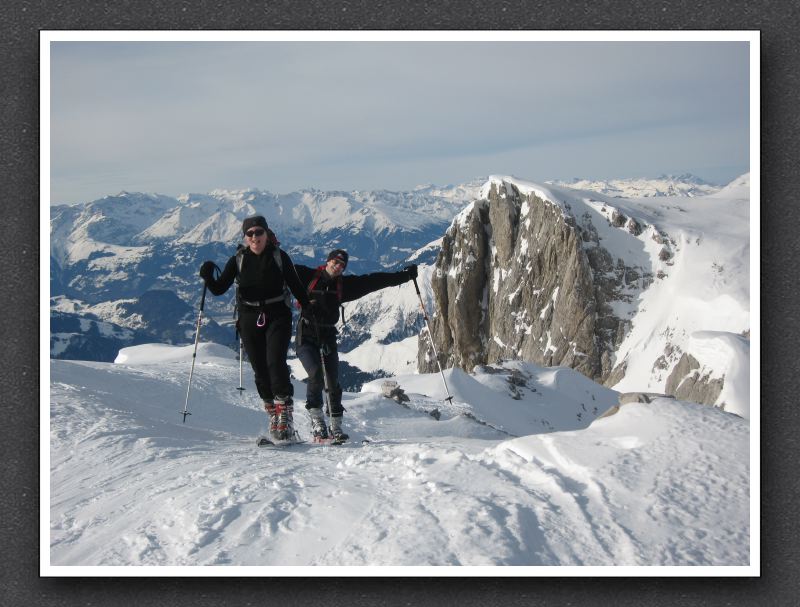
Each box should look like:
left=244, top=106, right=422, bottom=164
left=274, top=396, right=295, bottom=441
left=329, top=415, right=349, bottom=444
left=263, top=400, right=280, bottom=441
left=309, top=407, right=329, bottom=442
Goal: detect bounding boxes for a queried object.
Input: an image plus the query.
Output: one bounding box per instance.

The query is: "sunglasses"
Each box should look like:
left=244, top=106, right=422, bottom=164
left=245, top=229, right=265, bottom=238
left=330, top=258, right=346, bottom=268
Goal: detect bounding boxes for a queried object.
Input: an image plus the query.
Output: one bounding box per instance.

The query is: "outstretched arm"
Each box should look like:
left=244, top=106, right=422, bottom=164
left=340, top=265, right=416, bottom=303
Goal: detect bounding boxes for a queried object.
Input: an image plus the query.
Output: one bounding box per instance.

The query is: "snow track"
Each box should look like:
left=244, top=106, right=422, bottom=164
left=47, top=347, right=750, bottom=568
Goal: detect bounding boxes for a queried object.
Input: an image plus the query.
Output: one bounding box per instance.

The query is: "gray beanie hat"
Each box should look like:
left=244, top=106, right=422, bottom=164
left=242, top=215, right=268, bottom=235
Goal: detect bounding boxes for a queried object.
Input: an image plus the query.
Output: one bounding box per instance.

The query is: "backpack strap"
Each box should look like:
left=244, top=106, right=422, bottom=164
left=235, top=244, right=291, bottom=309
left=235, top=242, right=283, bottom=276
left=304, top=265, right=345, bottom=324
left=306, top=266, right=327, bottom=294
left=307, top=266, right=343, bottom=301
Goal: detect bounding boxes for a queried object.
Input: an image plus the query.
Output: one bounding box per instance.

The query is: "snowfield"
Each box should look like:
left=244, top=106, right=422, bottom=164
left=46, top=343, right=751, bottom=574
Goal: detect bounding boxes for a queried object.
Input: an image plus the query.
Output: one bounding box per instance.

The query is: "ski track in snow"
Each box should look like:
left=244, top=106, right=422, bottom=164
left=48, top=352, right=750, bottom=568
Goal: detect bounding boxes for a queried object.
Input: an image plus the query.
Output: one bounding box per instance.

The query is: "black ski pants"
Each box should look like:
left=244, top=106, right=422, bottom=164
left=296, top=329, right=343, bottom=416
left=238, top=307, right=293, bottom=402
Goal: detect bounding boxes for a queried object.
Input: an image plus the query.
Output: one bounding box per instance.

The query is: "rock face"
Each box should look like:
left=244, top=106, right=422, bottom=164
left=665, top=353, right=725, bottom=407
left=418, top=180, right=650, bottom=383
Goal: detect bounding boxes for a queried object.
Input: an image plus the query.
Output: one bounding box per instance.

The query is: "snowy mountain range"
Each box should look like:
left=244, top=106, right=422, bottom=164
left=49, top=183, right=486, bottom=272
left=49, top=173, right=750, bottom=416
left=49, top=183, right=481, bottom=363
left=547, top=173, right=721, bottom=198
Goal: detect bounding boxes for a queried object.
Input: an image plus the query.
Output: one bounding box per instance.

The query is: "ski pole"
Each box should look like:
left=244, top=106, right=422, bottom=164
left=236, top=325, right=245, bottom=394
left=233, top=305, right=245, bottom=393
left=311, top=316, right=335, bottom=430
left=412, top=276, right=453, bottom=404
left=182, top=283, right=208, bottom=422
left=237, top=338, right=245, bottom=393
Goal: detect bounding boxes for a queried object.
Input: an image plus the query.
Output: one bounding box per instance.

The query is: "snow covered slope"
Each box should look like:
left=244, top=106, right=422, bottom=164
left=47, top=343, right=751, bottom=570
left=455, top=173, right=751, bottom=416
left=594, top=175, right=751, bottom=412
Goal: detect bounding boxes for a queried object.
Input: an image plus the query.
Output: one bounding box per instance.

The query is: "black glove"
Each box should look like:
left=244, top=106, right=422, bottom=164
left=199, top=261, right=216, bottom=282
left=404, top=264, right=418, bottom=280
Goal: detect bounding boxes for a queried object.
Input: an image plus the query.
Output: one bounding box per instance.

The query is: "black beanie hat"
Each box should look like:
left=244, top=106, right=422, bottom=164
left=327, top=249, right=349, bottom=267
left=242, top=215, right=268, bottom=235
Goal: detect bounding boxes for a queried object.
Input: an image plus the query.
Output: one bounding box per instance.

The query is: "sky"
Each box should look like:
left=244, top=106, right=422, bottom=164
left=48, top=36, right=752, bottom=205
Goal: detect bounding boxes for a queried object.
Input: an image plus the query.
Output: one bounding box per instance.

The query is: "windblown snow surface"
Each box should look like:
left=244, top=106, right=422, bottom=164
left=47, top=342, right=751, bottom=573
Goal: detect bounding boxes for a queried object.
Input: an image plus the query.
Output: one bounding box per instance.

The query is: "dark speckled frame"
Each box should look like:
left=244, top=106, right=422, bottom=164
left=4, top=1, right=793, bottom=605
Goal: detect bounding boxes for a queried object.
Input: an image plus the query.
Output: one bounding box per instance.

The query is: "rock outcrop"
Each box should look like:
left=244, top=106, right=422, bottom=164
left=665, top=353, right=725, bottom=407
left=418, top=179, right=651, bottom=383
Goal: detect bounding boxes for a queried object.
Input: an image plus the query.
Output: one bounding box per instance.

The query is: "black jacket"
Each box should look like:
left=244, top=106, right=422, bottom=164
left=295, top=264, right=412, bottom=326
left=205, top=246, right=311, bottom=315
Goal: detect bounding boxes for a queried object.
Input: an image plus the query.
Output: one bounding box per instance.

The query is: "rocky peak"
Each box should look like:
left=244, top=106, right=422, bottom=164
left=418, top=178, right=652, bottom=384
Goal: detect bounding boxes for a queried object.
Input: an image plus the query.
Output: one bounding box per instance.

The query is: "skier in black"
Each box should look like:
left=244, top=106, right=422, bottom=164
left=199, top=215, right=312, bottom=441
left=295, top=249, right=417, bottom=442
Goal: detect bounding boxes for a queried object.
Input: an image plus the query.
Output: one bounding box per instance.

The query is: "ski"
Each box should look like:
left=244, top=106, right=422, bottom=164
left=256, top=434, right=362, bottom=448
left=310, top=436, right=349, bottom=446
left=256, top=435, right=305, bottom=449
